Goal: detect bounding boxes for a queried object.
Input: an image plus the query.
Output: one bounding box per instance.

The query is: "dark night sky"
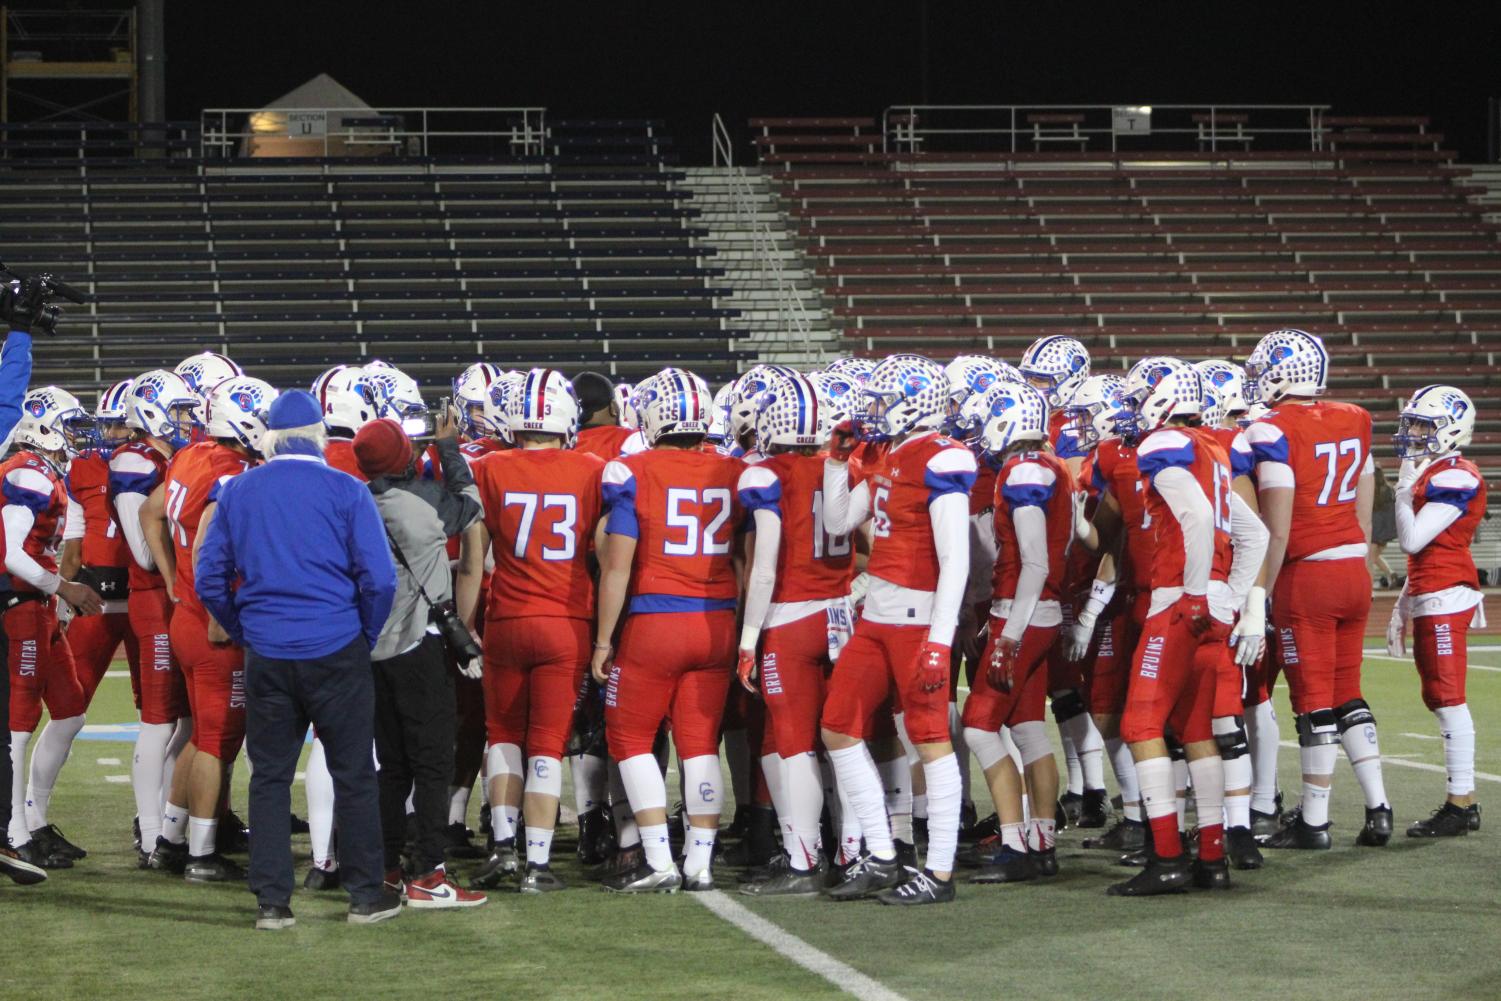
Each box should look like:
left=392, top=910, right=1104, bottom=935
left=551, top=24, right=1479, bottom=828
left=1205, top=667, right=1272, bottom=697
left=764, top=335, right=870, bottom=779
left=152, top=1, right=1500, bottom=161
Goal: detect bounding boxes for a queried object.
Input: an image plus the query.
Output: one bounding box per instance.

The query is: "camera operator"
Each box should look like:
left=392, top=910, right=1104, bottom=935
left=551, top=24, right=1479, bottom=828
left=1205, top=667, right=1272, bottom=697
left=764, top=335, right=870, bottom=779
left=351, top=408, right=488, bottom=908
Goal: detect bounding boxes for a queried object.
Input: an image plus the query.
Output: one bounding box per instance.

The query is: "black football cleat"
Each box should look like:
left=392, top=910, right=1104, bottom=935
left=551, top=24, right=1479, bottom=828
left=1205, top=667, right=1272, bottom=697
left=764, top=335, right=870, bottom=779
left=824, top=855, right=904, bottom=901
left=1356, top=806, right=1393, bottom=847
left=146, top=837, right=188, bottom=874
left=1262, top=817, right=1331, bottom=850
left=957, top=833, right=1004, bottom=868
left=468, top=838, right=519, bottom=889
left=185, top=853, right=247, bottom=883
left=1225, top=827, right=1264, bottom=870
left=969, top=846, right=1037, bottom=884
left=1250, top=808, right=1282, bottom=840
left=958, top=800, right=978, bottom=839
left=132, top=816, right=142, bottom=853
left=722, top=805, right=779, bottom=870
left=1107, top=853, right=1191, bottom=896
left=1032, top=847, right=1058, bottom=877
left=216, top=813, right=250, bottom=854
left=1117, top=847, right=1149, bottom=868
left=1078, top=789, right=1110, bottom=829
left=1057, top=793, right=1081, bottom=829
left=741, top=863, right=823, bottom=898
left=1191, top=857, right=1232, bottom=890
left=877, top=868, right=954, bottom=906
left=443, top=821, right=486, bottom=860
left=1407, top=802, right=1471, bottom=838
left=302, top=865, right=341, bottom=891
left=518, top=862, right=567, bottom=894
left=666, top=803, right=686, bottom=859
left=575, top=808, right=608, bottom=865
left=825, top=854, right=860, bottom=889
left=1466, top=804, right=1481, bottom=831
left=1084, top=819, right=1144, bottom=852
left=0, top=845, right=47, bottom=885
left=15, top=839, right=71, bottom=870
left=960, top=811, right=1000, bottom=846
left=30, top=823, right=86, bottom=861
left=591, top=842, right=642, bottom=883
left=602, top=861, right=681, bottom=894
left=894, top=839, right=919, bottom=872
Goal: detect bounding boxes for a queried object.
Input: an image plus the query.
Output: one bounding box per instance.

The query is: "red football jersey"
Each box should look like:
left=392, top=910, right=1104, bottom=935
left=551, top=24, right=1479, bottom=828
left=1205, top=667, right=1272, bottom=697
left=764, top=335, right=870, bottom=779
left=164, top=442, right=251, bottom=618
left=108, top=440, right=169, bottom=592
left=1135, top=426, right=1232, bottom=591
left=1245, top=400, right=1372, bottom=562
left=471, top=448, right=606, bottom=620
left=1407, top=455, right=1486, bottom=595
left=990, top=450, right=1076, bottom=602
left=1205, top=425, right=1255, bottom=481
left=575, top=424, right=635, bottom=462
left=324, top=438, right=367, bottom=481
left=67, top=450, right=130, bottom=569
left=0, top=450, right=69, bottom=592
left=848, top=439, right=890, bottom=486
left=602, top=448, right=746, bottom=602
left=737, top=451, right=854, bottom=604
left=1092, top=438, right=1154, bottom=592
left=864, top=432, right=977, bottom=592
left=969, top=460, right=997, bottom=518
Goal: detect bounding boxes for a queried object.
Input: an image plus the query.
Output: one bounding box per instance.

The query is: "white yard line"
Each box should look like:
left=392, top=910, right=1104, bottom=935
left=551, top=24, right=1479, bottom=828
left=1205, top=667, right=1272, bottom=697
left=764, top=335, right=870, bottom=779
left=1277, top=740, right=1501, bottom=783
left=1362, top=651, right=1501, bottom=672
left=1399, top=732, right=1440, bottom=741
left=103, top=775, right=130, bottom=784
left=95, top=757, right=121, bottom=766
left=691, top=890, right=913, bottom=1001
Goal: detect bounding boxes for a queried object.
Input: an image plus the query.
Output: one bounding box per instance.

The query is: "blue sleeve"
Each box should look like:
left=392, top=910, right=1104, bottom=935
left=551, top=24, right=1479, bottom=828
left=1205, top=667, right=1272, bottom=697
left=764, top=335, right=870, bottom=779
left=1053, top=430, right=1089, bottom=460
left=1425, top=485, right=1479, bottom=511
left=1, top=475, right=51, bottom=517
left=925, top=467, right=977, bottom=504
left=346, top=483, right=398, bottom=650
left=0, top=331, right=34, bottom=449
left=1248, top=435, right=1288, bottom=465
left=603, top=476, right=639, bottom=539
left=194, top=485, right=243, bottom=645
left=1091, top=461, right=1108, bottom=493
left=1230, top=447, right=1254, bottom=480
left=738, top=480, right=782, bottom=517
left=1137, top=440, right=1197, bottom=482
left=108, top=468, right=160, bottom=497
left=1001, top=481, right=1057, bottom=510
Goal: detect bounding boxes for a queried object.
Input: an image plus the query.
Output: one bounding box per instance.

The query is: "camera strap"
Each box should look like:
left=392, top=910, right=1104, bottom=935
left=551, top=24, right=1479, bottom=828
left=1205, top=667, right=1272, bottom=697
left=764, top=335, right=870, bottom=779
left=382, top=526, right=442, bottom=615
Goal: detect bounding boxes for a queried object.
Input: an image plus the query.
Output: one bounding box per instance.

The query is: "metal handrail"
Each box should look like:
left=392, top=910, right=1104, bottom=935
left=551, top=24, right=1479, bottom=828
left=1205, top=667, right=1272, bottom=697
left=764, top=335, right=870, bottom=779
left=711, top=112, right=733, bottom=167
left=883, top=103, right=1332, bottom=155
left=199, top=106, right=547, bottom=158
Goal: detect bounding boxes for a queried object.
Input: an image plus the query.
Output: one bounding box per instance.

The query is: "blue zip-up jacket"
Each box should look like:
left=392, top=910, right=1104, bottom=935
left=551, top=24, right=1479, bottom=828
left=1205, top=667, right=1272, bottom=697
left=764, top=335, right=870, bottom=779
left=195, top=450, right=397, bottom=659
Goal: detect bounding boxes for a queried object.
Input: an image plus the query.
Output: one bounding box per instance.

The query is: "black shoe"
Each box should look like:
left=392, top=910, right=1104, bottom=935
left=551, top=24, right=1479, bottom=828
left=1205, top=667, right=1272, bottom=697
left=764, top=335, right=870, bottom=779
left=0, top=845, right=47, bottom=885
left=1466, top=804, right=1481, bottom=831
left=1057, top=793, right=1081, bottom=829
left=727, top=804, right=751, bottom=840
left=15, top=839, right=71, bottom=870
left=146, top=837, right=188, bottom=874
left=347, top=890, right=403, bottom=924
left=443, top=821, right=486, bottom=860
left=825, top=854, right=860, bottom=889
left=185, top=853, right=246, bottom=883
left=1262, top=817, right=1331, bottom=850
left=592, top=842, right=642, bottom=883
left=824, top=855, right=904, bottom=900
left=289, top=813, right=310, bottom=835
left=666, top=803, right=686, bottom=859
left=894, top=839, right=918, bottom=871
left=1107, top=853, right=1192, bottom=896
left=469, top=838, right=519, bottom=889
left=255, top=904, right=295, bottom=930
left=1407, top=802, right=1472, bottom=838
left=135, top=849, right=151, bottom=870
left=1356, top=805, right=1393, bottom=847
left=1191, top=856, right=1232, bottom=890
left=957, top=834, right=1004, bottom=868
left=1084, top=819, right=1144, bottom=852
left=958, top=801, right=978, bottom=839
left=302, top=865, right=341, bottom=891
left=969, top=846, right=1037, bottom=884
left=960, top=811, right=999, bottom=846
left=1118, top=847, right=1149, bottom=868
left=1077, top=789, right=1110, bottom=829
left=1226, top=827, right=1264, bottom=870
left=30, top=823, right=86, bottom=861
left=216, top=813, right=250, bottom=854
left=1250, top=808, right=1282, bottom=839
left=132, top=816, right=141, bottom=853
left=876, top=868, right=954, bottom=906
left=722, top=805, right=778, bottom=870
left=741, top=862, right=824, bottom=897
left=743, top=851, right=792, bottom=885
left=576, top=808, right=607, bottom=866
left=1032, top=847, right=1058, bottom=877
left=602, top=860, right=681, bottom=894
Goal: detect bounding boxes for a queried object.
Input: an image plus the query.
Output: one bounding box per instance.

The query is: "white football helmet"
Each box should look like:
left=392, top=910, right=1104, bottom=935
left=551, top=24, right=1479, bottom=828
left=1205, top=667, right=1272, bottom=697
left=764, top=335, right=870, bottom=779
left=1061, top=374, right=1128, bottom=450
left=639, top=368, right=713, bottom=445
left=1195, top=359, right=1250, bottom=427
left=92, top=379, right=135, bottom=447
left=1395, top=384, right=1476, bottom=459
left=809, top=370, right=861, bottom=427
left=1122, top=357, right=1203, bottom=435
left=975, top=381, right=1049, bottom=457
left=707, top=382, right=735, bottom=444
left=20, top=387, right=87, bottom=456
left=206, top=377, right=279, bottom=454
left=175, top=352, right=244, bottom=425
left=859, top=354, right=950, bottom=441
left=945, top=355, right=1024, bottom=440
left=317, top=365, right=382, bottom=434
left=729, top=365, right=796, bottom=445
left=1020, top=336, right=1090, bottom=408
left=614, top=382, right=637, bottom=429
left=453, top=362, right=505, bottom=439
left=364, top=364, right=431, bottom=438
left=125, top=370, right=199, bottom=449
left=508, top=368, right=580, bottom=444
left=1245, top=329, right=1328, bottom=404
left=754, top=372, right=826, bottom=452
left=825, top=356, right=876, bottom=386
left=486, top=370, right=528, bottom=444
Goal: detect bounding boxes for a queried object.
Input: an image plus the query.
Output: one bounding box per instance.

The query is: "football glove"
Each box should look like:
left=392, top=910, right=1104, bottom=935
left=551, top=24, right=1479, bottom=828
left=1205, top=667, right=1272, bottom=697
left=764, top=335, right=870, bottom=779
left=827, top=420, right=859, bottom=462
left=915, top=641, right=951, bottom=693
left=737, top=648, right=758, bottom=693
left=988, top=635, right=1019, bottom=692
left=1395, top=457, right=1424, bottom=496
left=1173, top=595, right=1212, bottom=638
left=457, top=656, right=483, bottom=681
left=1073, top=490, right=1093, bottom=544
left=1228, top=585, right=1267, bottom=668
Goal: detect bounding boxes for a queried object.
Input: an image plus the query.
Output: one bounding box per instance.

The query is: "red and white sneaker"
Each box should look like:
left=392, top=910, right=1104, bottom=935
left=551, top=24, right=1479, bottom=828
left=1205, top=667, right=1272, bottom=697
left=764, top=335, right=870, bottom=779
left=383, top=866, right=408, bottom=902
left=405, top=865, right=487, bottom=909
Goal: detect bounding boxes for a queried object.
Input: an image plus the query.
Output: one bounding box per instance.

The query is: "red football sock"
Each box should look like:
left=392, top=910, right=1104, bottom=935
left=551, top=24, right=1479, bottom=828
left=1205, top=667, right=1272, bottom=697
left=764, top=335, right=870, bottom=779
left=1198, top=823, right=1225, bottom=863
left=1149, top=812, right=1182, bottom=859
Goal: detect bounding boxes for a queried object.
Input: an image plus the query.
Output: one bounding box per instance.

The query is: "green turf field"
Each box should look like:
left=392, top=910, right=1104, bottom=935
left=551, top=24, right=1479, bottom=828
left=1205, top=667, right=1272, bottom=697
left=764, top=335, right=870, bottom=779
left=5, top=645, right=1499, bottom=1001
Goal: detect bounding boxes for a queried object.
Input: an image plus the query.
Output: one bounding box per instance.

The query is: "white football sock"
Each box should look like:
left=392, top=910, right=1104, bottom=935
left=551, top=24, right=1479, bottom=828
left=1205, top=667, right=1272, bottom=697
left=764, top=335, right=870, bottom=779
left=608, top=759, right=639, bottom=848
left=524, top=826, right=554, bottom=867
left=832, top=759, right=863, bottom=864
left=759, top=751, right=788, bottom=824
left=484, top=743, right=523, bottom=842
left=1186, top=755, right=1224, bottom=830
left=1435, top=704, right=1476, bottom=797
left=305, top=736, right=336, bottom=867
left=132, top=722, right=175, bottom=847
left=783, top=752, right=824, bottom=870
left=1059, top=724, right=1083, bottom=796
left=1001, top=821, right=1026, bottom=852
left=1105, top=736, right=1141, bottom=821
left=569, top=753, right=605, bottom=816
left=1061, top=711, right=1105, bottom=790
left=8, top=731, right=31, bottom=847
left=159, top=717, right=192, bottom=813
left=827, top=742, right=894, bottom=861
left=1299, top=742, right=1338, bottom=827
left=1173, top=756, right=1189, bottom=830
left=922, top=752, right=961, bottom=874
left=447, top=782, right=473, bottom=827
left=188, top=815, right=217, bottom=857
left=949, top=702, right=972, bottom=808
left=1246, top=699, right=1281, bottom=814
left=1341, top=720, right=1390, bottom=810
left=1026, top=816, right=1056, bottom=853
left=161, top=802, right=188, bottom=845
left=877, top=754, right=913, bottom=844
left=638, top=822, right=672, bottom=872
left=1136, top=756, right=1177, bottom=824
left=24, top=713, right=84, bottom=830
left=684, top=826, right=717, bottom=877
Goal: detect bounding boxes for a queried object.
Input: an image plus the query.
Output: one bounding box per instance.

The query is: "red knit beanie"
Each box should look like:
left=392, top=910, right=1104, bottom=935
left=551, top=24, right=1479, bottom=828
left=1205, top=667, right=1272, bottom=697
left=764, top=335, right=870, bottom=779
left=352, top=418, right=413, bottom=479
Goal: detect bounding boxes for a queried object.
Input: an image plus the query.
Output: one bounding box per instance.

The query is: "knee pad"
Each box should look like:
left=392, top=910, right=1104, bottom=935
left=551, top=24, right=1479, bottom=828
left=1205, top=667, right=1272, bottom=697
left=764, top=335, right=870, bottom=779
left=1334, top=699, right=1375, bottom=735
left=1009, top=721, right=1052, bottom=767
left=1295, top=709, right=1339, bottom=747
left=1049, top=689, right=1087, bottom=723
left=681, top=754, right=721, bottom=816
left=486, top=742, right=523, bottom=780
left=1211, top=715, right=1249, bottom=760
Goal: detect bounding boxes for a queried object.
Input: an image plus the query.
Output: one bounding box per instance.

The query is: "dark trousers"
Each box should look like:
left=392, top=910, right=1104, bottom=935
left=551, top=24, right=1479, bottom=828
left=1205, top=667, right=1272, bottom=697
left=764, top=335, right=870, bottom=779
left=245, top=636, right=383, bottom=908
left=372, top=634, right=456, bottom=874
left=0, top=616, right=8, bottom=839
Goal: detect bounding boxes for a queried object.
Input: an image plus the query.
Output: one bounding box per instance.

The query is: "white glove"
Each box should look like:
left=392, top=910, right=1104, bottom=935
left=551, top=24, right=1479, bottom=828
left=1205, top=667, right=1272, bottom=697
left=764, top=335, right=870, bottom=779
left=1064, top=616, right=1095, bottom=663
left=1395, top=458, right=1424, bottom=496
left=1073, top=490, right=1093, bottom=543
left=458, top=655, right=483, bottom=681
left=1228, top=585, right=1267, bottom=668
left=55, top=596, right=75, bottom=629
left=1385, top=607, right=1407, bottom=658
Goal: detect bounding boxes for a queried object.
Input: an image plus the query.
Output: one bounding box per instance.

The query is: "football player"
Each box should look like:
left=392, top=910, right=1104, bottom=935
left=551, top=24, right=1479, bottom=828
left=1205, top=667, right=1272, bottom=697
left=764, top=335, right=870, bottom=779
left=960, top=381, right=1074, bottom=883
left=315, top=364, right=382, bottom=478
left=111, top=370, right=197, bottom=866
left=145, top=377, right=275, bottom=881
left=1387, top=385, right=1486, bottom=837
left=468, top=369, right=604, bottom=893
left=573, top=371, right=637, bottom=461
left=735, top=373, right=855, bottom=896
left=174, top=351, right=243, bottom=431
left=591, top=369, right=744, bottom=893
left=4, top=393, right=103, bottom=868
left=819, top=354, right=976, bottom=905
left=1244, top=330, right=1390, bottom=849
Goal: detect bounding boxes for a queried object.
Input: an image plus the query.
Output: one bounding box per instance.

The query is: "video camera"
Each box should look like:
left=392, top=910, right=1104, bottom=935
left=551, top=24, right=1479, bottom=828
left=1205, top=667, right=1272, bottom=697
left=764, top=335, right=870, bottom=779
left=0, top=261, right=88, bottom=336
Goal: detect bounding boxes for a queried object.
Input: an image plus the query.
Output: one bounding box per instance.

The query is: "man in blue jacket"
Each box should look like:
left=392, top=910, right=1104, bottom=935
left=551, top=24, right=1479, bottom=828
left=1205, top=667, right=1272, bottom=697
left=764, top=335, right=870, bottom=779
left=196, top=390, right=398, bottom=930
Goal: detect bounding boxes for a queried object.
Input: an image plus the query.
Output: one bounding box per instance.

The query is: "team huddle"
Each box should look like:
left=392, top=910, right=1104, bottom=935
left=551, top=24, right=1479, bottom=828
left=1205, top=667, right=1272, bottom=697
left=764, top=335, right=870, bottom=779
left=0, top=327, right=1486, bottom=904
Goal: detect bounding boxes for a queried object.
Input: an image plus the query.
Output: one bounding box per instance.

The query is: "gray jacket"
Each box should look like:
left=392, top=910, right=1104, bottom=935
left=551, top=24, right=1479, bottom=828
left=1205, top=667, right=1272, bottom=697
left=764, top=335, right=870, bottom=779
left=367, top=437, right=483, bottom=662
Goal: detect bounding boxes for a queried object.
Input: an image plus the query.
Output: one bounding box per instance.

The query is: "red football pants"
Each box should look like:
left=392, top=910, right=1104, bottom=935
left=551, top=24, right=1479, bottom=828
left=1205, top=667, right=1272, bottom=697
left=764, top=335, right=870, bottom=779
left=1412, top=609, right=1474, bottom=711
left=6, top=599, right=85, bottom=732
left=169, top=606, right=245, bottom=758
left=128, top=587, right=187, bottom=725
left=822, top=619, right=949, bottom=745
left=1271, top=558, right=1370, bottom=714
left=1088, top=590, right=1148, bottom=717
left=483, top=616, right=590, bottom=761
left=69, top=610, right=141, bottom=709
left=961, top=618, right=1059, bottom=731
left=760, top=611, right=834, bottom=758
left=1120, top=604, right=1227, bottom=745
left=605, top=610, right=735, bottom=760
left=1197, top=623, right=1245, bottom=719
